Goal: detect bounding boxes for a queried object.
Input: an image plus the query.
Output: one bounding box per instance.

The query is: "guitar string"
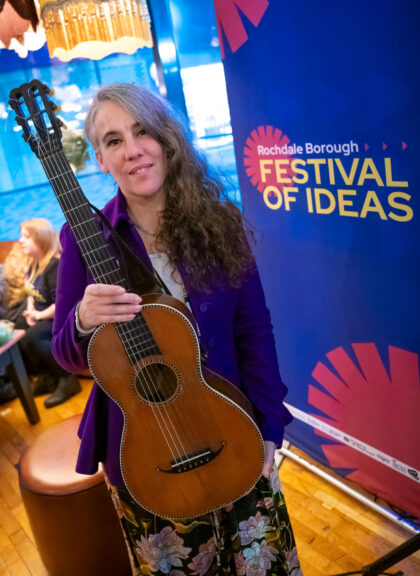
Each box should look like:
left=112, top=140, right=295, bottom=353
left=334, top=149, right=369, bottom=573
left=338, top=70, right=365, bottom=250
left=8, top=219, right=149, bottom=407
left=17, top=106, right=175, bottom=392
left=16, top=102, right=224, bottom=460
left=39, top=147, right=176, bottom=424
left=49, top=142, right=222, bottom=463
left=15, top=96, right=198, bottom=459
left=39, top=143, right=191, bottom=465
left=39, top=146, right=167, bottom=419
left=38, top=128, right=218, bottom=457
left=40, top=146, right=188, bottom=465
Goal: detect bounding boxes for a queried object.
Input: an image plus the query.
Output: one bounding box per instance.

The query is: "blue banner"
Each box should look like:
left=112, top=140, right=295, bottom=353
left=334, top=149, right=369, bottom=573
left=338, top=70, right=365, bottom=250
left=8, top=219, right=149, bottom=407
left=215, top=0, right=420, bottom=517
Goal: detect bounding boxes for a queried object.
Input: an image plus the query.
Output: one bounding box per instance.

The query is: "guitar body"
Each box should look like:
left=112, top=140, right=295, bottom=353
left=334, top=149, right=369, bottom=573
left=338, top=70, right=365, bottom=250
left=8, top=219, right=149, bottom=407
left=8, top=80, right=265, bottom=520
left=88, top=293, right=265, bottom=519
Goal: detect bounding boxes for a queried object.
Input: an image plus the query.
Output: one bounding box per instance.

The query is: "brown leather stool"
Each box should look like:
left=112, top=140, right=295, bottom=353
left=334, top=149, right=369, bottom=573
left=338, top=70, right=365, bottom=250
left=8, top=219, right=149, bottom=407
left=19, top=414, right=131, bottom=576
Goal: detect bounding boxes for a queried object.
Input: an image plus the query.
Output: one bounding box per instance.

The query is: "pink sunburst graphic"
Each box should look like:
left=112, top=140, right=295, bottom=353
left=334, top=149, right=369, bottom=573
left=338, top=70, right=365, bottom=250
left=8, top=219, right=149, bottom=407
left=213, top=0, right=269, bottom=59
left=244, top=126, right=295, bottom=193
left=308, top=344, right=420, bottom=518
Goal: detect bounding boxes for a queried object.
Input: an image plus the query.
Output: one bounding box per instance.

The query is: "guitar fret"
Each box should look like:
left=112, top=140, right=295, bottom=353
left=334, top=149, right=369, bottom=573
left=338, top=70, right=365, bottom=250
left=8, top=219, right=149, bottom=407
left=125, top=342, right=159, bottom=356
left=117, top=324, right=158, bottom=353
left=126, top=344, right=160, bottom=357
left=75, top=231, right=103, bottom=243
left=84, top=254, right=115, bottom=269
left=117, top=340, right=159, bottom=362
left=71, top=220, right=97, bottom=230
left=49, top=171, right=73, bottom=181
left=84, top=244, right=112, bottom=256
left=55, top=186, right=85, bottom=197
left=119, top=327, right=154, bottom=343
left=97, top=268, right=121, bottom=279
left=64, top=203, right=90, bottom=214
left=89, top=257, right=116, bottom=269
left=119, top=320, right=152, bottom=334
left=111, top=279, right=126, bottom=288
left=123, top=325, right=154, bottom=338
left=86, top=257, right=116, bottom=275
left=121, top=330, right=156, bottom=346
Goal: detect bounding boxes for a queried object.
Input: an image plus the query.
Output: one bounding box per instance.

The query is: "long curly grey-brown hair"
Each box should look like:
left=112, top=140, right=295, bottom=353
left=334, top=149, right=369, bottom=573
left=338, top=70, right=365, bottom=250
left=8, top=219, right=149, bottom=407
left=84, top=83, right=254, bottom=291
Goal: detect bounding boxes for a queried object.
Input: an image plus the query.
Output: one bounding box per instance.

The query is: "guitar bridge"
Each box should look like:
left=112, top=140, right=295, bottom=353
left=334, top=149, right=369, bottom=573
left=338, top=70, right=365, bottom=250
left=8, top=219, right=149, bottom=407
left=158, top=442, right=225, bottom=474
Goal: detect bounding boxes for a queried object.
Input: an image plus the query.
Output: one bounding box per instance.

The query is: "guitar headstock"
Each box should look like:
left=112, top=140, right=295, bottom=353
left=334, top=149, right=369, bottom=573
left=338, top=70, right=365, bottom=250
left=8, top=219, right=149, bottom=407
left=8, top=79, right=64, bottom=158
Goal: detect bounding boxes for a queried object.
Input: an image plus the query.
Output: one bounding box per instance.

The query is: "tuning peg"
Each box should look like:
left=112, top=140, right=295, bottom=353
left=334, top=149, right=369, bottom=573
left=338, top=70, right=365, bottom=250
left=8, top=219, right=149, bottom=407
left=54, top=105, right=62, bottom=113
left=58, top=118, right=67, bottom=129
left=49, top=89, right=55, bottom=97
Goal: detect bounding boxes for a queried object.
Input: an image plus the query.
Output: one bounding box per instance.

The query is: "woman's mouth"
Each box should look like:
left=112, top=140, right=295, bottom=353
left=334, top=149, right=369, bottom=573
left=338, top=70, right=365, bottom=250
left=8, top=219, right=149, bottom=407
left=129, top=164, right=153, bottom=175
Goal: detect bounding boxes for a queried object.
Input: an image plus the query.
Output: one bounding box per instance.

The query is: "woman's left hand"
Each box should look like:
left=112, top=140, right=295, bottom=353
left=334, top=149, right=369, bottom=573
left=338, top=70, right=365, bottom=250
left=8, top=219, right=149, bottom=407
left=262, top=440, right=277, bottom=478
left=23, top=309, right=38, bottom=326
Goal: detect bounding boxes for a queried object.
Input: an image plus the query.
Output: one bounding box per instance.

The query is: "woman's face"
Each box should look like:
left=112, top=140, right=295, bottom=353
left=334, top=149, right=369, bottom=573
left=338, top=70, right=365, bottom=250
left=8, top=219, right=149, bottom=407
left=93, top=101, right=168, bottom=206
left=20, top=229, right=42, bottom=259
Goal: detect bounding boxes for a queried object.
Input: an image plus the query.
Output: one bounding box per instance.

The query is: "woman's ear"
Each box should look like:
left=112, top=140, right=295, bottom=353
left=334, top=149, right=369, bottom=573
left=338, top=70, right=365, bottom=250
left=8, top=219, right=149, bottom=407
left=95, top=150, right=109, bottom=174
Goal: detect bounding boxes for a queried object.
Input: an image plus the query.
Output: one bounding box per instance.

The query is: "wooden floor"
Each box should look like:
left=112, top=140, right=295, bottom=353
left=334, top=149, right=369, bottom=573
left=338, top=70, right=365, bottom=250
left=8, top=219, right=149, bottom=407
left=0, top=377, right=419, bottom=576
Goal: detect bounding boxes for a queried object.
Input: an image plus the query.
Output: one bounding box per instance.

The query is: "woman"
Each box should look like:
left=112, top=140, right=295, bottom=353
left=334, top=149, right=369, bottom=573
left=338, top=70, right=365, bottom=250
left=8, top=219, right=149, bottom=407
left=52, top=84, right=301, bottom=575
left=17, top=218, right=81, bottom=408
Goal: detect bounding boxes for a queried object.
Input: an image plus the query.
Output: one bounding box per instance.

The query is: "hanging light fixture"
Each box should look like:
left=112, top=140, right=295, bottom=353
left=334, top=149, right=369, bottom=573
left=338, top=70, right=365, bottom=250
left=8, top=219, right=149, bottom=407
left=39, top=0, right=153, bottom=62
left=0, top=0, right=43, bottom=56
left=0, top=1, right=32, bottom=48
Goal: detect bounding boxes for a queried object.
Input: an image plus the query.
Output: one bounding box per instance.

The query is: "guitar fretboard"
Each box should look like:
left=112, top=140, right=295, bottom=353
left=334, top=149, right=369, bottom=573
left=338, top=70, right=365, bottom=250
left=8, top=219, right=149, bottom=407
left=40, top=148, right=160, bottom=364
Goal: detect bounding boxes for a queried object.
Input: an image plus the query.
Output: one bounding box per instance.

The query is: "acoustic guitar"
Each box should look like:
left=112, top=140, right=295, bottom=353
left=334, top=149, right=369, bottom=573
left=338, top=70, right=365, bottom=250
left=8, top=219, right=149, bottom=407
left=9, top=79, right=265, bottom=518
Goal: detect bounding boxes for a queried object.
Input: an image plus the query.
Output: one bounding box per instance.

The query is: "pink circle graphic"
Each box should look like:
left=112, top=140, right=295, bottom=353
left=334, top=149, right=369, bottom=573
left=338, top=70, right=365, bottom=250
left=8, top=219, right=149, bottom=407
left=244, top=125, right=295, bottom=193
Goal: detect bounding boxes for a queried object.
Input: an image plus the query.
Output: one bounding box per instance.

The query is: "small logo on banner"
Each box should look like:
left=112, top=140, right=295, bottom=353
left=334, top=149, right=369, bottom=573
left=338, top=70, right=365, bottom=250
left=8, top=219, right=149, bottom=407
left=243, top=126, right=413, bottom=222
left=244, top=125, right=295, bottom=193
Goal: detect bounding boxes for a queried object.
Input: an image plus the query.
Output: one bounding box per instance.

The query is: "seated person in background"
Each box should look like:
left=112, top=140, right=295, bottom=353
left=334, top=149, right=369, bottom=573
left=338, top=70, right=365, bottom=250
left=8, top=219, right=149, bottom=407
left=0, top=264, right=5, bottom=313
left=0, top=241, right=31, bottom=321
left=0, top=241, right=31, bottom=404
left=16, top=218, right=81, bottom=408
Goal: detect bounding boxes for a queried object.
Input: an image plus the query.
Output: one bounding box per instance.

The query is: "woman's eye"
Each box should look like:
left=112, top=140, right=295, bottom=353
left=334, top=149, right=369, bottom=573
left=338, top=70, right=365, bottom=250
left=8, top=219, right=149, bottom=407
left=107, top=139, right=120, bottom=147
left=137, top=129, right=146, bottom=136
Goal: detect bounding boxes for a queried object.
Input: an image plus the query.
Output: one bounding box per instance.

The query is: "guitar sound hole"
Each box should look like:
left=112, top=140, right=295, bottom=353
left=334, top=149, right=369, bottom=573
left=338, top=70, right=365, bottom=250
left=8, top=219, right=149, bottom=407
left=135, top=363, right=178, bottom=404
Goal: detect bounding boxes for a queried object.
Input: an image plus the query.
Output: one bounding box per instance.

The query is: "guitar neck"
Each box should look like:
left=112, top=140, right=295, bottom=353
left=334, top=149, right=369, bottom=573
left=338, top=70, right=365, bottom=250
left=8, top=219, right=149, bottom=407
left=41, top=150, right=125, bottom=287
left=40, top=149, right=160, bottom=363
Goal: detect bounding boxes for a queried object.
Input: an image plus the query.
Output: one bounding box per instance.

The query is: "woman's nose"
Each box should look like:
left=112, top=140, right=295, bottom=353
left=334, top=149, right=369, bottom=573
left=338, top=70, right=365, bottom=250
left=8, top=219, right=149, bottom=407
left=125, top=136, right=143, bottom=160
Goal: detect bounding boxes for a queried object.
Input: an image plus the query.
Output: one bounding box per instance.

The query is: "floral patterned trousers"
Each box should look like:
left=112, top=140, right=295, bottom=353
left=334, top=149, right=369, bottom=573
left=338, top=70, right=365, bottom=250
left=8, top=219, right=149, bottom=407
left=107, top=466, right=302, bottom=576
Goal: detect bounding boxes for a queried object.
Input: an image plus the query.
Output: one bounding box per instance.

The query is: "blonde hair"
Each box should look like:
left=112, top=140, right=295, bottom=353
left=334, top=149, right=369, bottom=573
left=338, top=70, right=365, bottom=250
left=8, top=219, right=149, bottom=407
left=20, top=218, right=61, bottom=275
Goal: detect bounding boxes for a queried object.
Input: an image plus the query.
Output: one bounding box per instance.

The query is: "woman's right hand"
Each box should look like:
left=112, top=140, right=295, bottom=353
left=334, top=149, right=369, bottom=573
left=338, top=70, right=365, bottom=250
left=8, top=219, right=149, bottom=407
left=77, top=284, right=142, bottom=331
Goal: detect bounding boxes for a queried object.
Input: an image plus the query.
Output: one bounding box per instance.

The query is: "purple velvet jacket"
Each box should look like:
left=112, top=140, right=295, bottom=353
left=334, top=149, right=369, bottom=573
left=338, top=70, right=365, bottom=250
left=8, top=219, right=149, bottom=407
left=52, top=190, right=292, bottom=488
